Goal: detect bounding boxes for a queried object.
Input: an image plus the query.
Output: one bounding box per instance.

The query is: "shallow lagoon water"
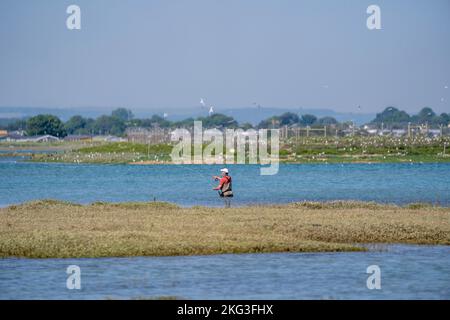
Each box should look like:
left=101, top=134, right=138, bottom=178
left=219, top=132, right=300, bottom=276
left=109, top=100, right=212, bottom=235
left=1, top=161, right=449, bottom=207
left=0, top=245, right=449, bottom=300
left=1, top=161, right=449, bottom=299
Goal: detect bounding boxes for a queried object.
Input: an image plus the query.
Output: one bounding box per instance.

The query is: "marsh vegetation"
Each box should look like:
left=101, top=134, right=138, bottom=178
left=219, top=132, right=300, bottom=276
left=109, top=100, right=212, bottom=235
left=1, top=200, right=448, bottom=258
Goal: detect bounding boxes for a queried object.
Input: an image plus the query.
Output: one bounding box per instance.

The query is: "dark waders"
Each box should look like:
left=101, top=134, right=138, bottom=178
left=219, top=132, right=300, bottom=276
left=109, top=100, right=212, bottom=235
left=219, top=178, right=233, bottom=208
left=219, top=193, right=232, bottom=208
left=223, top=196, right=231, bottom=208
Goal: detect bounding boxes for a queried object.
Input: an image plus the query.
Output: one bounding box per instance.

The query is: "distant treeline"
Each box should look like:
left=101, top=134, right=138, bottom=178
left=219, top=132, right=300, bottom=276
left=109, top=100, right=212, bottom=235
left=1, top=106, right=449, bottom=137
left=0, top=108, right=241, bottom=137
left=370, top=107, right=449, bottom=129
left=258, top=107, right=450, bottom=130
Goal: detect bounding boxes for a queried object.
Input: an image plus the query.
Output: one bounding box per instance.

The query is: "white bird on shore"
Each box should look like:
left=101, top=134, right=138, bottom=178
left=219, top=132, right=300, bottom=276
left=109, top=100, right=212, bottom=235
left=209, top=106, right=214, bottom=115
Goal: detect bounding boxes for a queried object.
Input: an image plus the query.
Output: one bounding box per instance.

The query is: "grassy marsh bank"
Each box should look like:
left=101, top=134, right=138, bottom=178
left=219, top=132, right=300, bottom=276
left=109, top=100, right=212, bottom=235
left=4, top=136, right=447, bottom=164
left=0, top=200, right=449, bottom=258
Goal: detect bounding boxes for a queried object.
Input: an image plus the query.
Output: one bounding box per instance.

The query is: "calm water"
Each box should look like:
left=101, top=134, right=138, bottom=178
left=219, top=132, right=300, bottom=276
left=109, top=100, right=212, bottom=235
left=1, top=161, right=449, bottom=299
left=0, top=160, right=449, bottom=207
left=0, top=245, right=449, bottom=300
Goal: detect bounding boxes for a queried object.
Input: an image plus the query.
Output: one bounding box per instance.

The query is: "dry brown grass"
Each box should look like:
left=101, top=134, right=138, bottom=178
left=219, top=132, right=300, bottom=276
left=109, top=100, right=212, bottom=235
left=0, top=200, right=449, bottom=258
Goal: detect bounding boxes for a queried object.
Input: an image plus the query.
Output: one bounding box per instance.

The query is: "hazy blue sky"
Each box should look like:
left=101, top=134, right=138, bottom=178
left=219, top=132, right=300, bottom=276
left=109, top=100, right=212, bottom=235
left=0, top=0, right=449, bottom=114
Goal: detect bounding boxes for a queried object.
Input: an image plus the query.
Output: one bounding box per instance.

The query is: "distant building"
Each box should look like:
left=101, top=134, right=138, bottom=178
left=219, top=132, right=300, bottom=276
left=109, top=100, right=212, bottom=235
left=126, top=127, right=150, bottom=143
left=0, top=130, right=7, bottom=137
left=428, top=129, right=441, bottom=137
left=27, top=135, right=60, bottom=142
left=392, top=129, right=406, bottom=137
left=342, top=129, right=356, bottom=136
left=0, top=134, right=60, bottom=142
left=8, top=130, right=26, bottom=136
left=91, top=135, right=126, bottom=142
left=104, top=135, right=127, bottom=142
left=64, top=135, right=93, bottom=142
left=379, top=129, right=391, bottom=136
left=126, top=127, right=170, bottom=144
left=0, top=133, right=24, bottom=142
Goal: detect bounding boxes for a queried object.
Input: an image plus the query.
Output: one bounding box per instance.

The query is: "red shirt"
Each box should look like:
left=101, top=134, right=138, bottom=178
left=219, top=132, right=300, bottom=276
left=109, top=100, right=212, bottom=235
left=214, top=175, right=231, bottom=190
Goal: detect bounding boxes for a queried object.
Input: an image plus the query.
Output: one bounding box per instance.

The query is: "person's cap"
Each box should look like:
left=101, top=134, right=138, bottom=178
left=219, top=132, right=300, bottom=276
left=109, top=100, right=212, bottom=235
left=220, top=168, right=229, bottom=173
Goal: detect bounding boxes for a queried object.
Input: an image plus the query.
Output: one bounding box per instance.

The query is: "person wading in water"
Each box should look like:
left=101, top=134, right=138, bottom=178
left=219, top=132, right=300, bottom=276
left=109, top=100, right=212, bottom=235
left=213, top=168, right=233, bottom=208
